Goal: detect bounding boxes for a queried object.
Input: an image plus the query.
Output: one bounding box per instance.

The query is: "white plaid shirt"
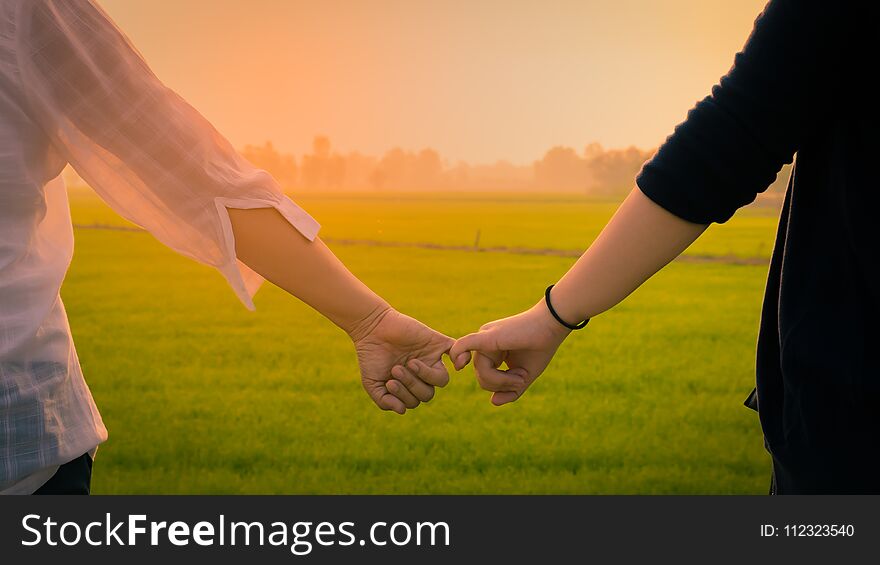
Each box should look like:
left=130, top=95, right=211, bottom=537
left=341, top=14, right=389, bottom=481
left=0, top=0, right=319, bottom=492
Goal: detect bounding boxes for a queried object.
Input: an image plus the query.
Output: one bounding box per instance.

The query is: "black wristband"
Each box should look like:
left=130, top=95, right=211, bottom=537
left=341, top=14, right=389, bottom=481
left=544, top=285, right=589, bottom=330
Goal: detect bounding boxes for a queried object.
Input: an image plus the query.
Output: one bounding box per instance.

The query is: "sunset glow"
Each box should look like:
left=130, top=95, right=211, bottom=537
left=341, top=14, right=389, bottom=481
left=100, top=0, right=769, bottom=164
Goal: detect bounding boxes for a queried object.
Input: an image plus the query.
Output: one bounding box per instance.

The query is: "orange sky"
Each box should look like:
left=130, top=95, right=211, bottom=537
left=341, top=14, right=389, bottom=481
left=100, top=0, right=769, bottom=164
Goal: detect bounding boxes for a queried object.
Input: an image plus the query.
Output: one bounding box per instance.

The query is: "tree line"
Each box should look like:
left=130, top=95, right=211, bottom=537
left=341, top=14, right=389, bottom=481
left=63, top=135, right=791, bottom=197
left=241, top=137, right=656, bottom=194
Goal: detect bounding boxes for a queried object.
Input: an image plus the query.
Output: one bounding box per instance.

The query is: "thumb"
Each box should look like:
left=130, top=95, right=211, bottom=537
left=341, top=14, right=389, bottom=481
left=450, top=331, right=494, bottom=370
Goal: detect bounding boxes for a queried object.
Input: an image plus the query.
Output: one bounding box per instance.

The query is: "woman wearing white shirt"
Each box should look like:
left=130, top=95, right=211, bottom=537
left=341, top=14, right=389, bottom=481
left=0, top=0, right=453, bottom=494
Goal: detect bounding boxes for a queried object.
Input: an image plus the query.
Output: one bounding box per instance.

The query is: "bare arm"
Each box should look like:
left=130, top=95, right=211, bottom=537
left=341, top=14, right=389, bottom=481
left=228, top=207, right=389, bottom=339
left=550, top=188, right=707, bottom=324
left=450, top=187, right=707, bottom=406
left=229, top=207, right=454, bottom=414
left=450, top=0, right=815, bottom=406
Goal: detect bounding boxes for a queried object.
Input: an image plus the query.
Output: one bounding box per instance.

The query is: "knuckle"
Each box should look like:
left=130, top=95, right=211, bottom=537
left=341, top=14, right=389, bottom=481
left=479, top=379, right=498, bottom=392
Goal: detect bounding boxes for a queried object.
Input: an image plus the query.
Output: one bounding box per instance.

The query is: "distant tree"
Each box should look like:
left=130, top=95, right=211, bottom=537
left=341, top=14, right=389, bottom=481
left=342, top=152, right=378, bottom=190
left=326, top=153, right=346, bottom=188
left=534, top=146, right=589, bottom=191
left=235, top=136, right=688, bottom=198
left=301, top=135, right=346, bottom=189
left=369, top=147, right=444, bottom=190
left=312, top=136, right=331, bottom=159
left=585, top=145, right=654, bottom=196
left=368, top=169, right=386, bottom=191
left=241, top=141, right=297, bottom=189
left=583, top=142, right=604, bottom=160
left=448, top=160, right=532, bottom=191
left=415, top=149, right=443, bottom=188
left=374, top=147, right=407, bottom=190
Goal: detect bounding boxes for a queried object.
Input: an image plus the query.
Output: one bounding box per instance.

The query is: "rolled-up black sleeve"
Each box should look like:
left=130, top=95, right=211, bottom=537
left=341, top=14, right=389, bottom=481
left=636, top=0, right=822, bottom=224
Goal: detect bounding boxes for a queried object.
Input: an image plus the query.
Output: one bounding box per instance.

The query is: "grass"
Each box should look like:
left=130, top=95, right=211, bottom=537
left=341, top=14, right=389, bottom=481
left=62, top=189, right=777, bottom=493
left=68, top=189, right=780, bottom=259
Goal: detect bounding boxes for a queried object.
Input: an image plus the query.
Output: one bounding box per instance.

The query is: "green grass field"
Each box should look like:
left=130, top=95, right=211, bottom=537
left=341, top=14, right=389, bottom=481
left=63, top=189, right=780, bottom=493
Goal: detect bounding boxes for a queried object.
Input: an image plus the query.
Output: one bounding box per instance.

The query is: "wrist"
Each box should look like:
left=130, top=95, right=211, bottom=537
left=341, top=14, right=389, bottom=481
left=546, top=282, right=591, bottom=329
left=344, top=299, right=393, bottom=343
left=542, top=284, right=590, bottom=333
left=530, top=300, right=572, bottom=345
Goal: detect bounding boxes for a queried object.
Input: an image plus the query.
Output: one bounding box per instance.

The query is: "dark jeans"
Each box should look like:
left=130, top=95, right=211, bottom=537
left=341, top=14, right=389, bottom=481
left=32, top=452, right=93, bottom=495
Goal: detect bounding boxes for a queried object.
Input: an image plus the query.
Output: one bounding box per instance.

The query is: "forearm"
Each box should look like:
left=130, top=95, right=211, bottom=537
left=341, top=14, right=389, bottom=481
left=227, top=207, right=389, bottom=339
left=550, top=187, right=708, bottom=323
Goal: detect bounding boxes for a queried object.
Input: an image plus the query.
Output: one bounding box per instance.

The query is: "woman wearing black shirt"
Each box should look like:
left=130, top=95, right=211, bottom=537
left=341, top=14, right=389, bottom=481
left=451, top=0, right=877, bottom=494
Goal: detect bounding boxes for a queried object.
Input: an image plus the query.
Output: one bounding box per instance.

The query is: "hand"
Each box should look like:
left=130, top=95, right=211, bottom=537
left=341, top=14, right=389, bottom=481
left=450, top=301, right=572, bottom=406
left=350, top=306, right=454, bottom=414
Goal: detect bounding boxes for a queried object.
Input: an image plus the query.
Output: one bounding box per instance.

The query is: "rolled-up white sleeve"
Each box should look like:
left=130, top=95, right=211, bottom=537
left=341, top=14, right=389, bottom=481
left=15, top=0, right=319, bottom=309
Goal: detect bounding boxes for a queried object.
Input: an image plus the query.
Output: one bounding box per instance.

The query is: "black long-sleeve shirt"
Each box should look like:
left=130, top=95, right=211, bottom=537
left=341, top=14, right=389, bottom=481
left=636, top=0, right=878, bottom=493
